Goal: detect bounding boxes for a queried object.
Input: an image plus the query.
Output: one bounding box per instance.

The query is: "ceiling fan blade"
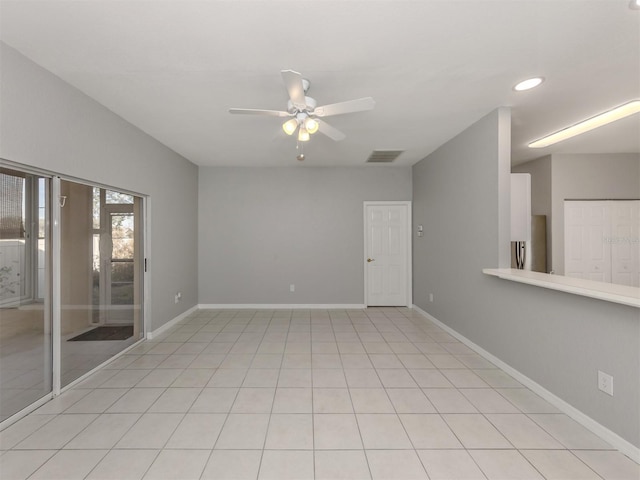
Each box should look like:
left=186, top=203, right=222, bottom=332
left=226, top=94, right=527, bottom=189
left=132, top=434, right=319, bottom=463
left=229, top=108, right=291, bottom=117
left=316, top=119, right=346, bottom=141
left=281, top=70, right=307, bottom=110
left=313, top=97, right=375, bottom=117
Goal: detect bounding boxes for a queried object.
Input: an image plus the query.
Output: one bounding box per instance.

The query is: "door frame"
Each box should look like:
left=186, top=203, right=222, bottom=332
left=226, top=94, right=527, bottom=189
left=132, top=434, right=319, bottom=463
left=363, top=201, right=412, bottom=308
left=100, top=202, right=135, bottom=324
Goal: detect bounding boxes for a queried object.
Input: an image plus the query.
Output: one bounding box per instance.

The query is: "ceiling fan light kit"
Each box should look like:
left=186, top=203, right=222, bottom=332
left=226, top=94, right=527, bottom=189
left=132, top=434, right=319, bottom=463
left=298, top=126, right=310, bottom=142
left=304, top=117, right=319, bottom=134
left=282, top=118, right=298, bottom=135
left=230, top=69, right=375, bottom=160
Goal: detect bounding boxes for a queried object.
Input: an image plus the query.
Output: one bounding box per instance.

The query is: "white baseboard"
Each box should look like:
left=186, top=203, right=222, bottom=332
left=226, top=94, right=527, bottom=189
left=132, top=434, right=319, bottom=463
left=147, top=305, right=198, bottom=339
left=198, top=304, right=366, bottom=310
left=411, top=304, right=640, bottom=464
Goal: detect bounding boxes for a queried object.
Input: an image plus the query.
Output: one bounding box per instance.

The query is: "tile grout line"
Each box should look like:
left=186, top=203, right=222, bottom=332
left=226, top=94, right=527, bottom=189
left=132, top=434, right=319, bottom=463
left=342, top=311, right=374, bottom=480
left=4, top=307, right=636, bottom=479
left=408, top=308, right=595, bottom=480
left=374, top=309, right=430, bottom=478
left=187, top=312, right=241, bottom=479
left=255, top=309, right=289, bottom=480
left=146, top=311, right=235, bottom=479
left=408, top=309, right=507, bottom=480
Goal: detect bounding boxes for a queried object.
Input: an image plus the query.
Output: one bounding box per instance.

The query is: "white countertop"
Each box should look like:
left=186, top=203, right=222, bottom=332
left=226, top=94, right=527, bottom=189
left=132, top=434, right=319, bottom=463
left=483, top=268, right=640, bottom=308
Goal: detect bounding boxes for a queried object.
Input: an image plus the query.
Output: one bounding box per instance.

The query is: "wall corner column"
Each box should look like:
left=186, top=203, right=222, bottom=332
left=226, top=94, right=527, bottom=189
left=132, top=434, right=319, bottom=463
left=497, top=107, right=512, bottom=268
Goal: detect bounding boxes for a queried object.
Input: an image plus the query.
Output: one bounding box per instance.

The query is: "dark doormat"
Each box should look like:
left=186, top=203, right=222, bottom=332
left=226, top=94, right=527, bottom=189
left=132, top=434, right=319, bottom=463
left=68, top=325, right=133, bottom=341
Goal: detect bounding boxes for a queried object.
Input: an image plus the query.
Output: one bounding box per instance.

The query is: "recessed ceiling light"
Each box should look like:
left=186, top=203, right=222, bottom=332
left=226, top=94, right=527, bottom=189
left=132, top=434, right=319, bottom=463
left=513, top=77, right=544, bottom=91
left=528, top=100, right=640, bottom=148
left=630, top=0, right=640, bottom=10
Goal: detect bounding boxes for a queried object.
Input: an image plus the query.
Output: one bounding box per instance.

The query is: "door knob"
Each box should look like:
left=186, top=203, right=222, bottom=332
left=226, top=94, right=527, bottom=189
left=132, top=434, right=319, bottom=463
left=367, top=258, right=375, bottom=263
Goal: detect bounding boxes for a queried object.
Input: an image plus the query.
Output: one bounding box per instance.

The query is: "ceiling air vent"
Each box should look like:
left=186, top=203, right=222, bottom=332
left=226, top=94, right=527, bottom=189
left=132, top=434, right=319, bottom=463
left=366, top=150, right=404, bottom=163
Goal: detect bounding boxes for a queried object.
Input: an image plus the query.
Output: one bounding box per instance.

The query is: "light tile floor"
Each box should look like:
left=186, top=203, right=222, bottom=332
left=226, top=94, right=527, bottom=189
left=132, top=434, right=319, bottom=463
left=1, top=307, right=639, bottom=479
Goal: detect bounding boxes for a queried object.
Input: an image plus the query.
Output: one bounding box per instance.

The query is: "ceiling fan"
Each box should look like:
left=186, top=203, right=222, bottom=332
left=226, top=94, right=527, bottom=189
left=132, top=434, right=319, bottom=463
left=229, top=70, right=375, bottom=145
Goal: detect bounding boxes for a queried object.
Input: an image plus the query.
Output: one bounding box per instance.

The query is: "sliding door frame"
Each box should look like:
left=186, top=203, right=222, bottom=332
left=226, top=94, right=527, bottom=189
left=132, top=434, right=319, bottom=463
left=0, top=162, right=55, bottom=428
left=54, top=176, right=148, bottom=391
left=51, top=176, right=62, bottom=395
left=0, top=159, right=149, bottom=428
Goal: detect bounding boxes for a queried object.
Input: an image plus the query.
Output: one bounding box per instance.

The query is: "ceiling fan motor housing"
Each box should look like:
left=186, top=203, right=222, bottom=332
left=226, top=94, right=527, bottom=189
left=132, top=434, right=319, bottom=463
left=287, top=96, right=317, bottom=115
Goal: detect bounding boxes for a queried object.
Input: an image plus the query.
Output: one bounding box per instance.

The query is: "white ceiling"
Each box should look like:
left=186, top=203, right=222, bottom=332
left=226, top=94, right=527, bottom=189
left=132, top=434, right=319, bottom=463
left=1, top=0, right=638, bottom=167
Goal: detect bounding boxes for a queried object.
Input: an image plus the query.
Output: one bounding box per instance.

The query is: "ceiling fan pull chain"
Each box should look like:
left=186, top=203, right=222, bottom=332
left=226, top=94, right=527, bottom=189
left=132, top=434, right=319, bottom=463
left=296, top=141, right=305, bottom=161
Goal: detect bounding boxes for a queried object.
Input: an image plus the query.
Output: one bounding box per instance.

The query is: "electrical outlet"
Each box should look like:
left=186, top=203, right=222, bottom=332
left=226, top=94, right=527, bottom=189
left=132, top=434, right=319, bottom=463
left=290, top=284, right=295, bottom=292
left=598, top=370, right=613, bottom=396
left=174, top=294, right=179, bottom=304
left=174, top=292, right=182, bottom=304
left=429, top=293, right=434, bottom=302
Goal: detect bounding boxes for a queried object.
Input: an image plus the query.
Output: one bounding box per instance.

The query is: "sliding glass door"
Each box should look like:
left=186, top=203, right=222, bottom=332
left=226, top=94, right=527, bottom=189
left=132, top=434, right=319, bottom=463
left=60, top=180, right=144, bottom=387
left=0, top=167, right=51, bottom=421
left=0, top=163, right=145, bottom=423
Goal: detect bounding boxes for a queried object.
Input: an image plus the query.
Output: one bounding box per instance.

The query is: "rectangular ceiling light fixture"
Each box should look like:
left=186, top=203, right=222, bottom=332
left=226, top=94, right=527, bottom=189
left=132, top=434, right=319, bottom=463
left=528, top=100, right=640, bottom=149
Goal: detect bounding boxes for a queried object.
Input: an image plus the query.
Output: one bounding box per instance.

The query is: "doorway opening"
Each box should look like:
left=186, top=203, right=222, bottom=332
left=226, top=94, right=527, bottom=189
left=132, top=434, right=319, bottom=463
left=59, top=180, right=144, bottom=387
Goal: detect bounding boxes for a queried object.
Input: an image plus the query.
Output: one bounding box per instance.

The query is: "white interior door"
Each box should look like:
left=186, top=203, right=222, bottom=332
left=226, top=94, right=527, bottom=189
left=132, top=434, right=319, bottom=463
left=564, top=201, right=611, bottom=282
left=365, top=203, right=410, bottom=306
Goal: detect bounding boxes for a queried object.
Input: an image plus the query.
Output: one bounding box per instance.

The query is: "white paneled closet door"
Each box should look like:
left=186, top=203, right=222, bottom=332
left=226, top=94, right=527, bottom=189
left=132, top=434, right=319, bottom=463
left=564, top=201, right=612, bottom=282
left=611, top=201, right=640, bottom=287
left=564, top=200, right=639, bottom=286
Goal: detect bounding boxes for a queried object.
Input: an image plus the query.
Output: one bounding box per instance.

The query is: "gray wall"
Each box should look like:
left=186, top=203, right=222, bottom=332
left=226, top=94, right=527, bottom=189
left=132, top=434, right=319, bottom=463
left=513, top=155, right=552, bottom=269
left=198, top=166, right=412, bottom=304
left=551, top=153, right=640, bottom=274
left=0, top=43, right=199, bottom=331
left=413, top=109, right=640, bottom=448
